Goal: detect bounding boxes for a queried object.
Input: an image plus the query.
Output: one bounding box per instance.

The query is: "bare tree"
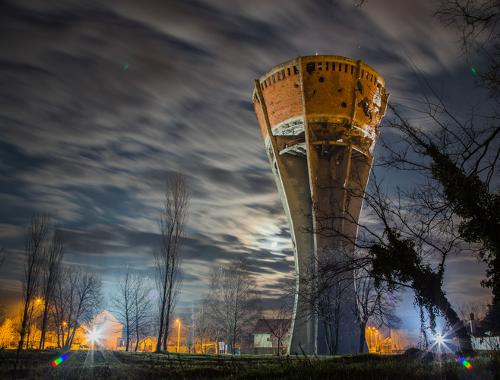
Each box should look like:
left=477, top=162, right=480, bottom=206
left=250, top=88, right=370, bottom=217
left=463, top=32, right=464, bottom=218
left=374, top=0, right=500, bottom=333
left=436, top=0, right=500, bottom=97
left=17, top=214, right=48, bottom=354
left=52, top=267, right=101, bottom=349
left=155, top=173, right=189, bottom=352
left=207, top=260, right=260, bottom=354
left=353, top=268, right=399, bottom=353
left=38, top=230, right=64, bottom=349
left=132, top=274, right=152, bottom=352
left=362, top=181, right=473, bottom=353
left=193, top=299, right=214, bottom=353
left=262, top=297, right=292, bottom=356
left=112, top=269, right=134, bottom=351
left=316, top=269, right=352, bottom=355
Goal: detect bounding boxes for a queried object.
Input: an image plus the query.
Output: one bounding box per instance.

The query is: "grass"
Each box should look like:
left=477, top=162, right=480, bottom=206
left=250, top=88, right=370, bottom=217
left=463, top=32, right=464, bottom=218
left=0, top=349, right=498, bottom=379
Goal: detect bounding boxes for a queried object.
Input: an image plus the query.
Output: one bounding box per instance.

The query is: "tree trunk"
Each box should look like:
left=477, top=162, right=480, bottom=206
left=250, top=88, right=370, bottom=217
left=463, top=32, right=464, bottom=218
left=163, top=302, right=171, bottom=351
left=359, top=321, right=367, bottom=353
left=39, top=301, right=49, bottom=350
left=134, top=313, right=140, bottom=352
left=17, top=302, right=30, bottom=353
left=156, top=290, right=166, bottom=352
left=125, top=314, right=130, bottom=351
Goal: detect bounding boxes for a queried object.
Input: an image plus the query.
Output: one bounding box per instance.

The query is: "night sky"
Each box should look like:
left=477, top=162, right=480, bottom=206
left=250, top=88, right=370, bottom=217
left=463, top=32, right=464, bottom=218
left=0, top=0, right=492, bottom=326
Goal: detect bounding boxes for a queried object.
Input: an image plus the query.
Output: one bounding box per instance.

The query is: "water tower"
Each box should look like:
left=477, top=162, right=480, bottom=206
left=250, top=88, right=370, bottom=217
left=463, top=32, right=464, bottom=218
left=252, top=55, right=388, bottom=354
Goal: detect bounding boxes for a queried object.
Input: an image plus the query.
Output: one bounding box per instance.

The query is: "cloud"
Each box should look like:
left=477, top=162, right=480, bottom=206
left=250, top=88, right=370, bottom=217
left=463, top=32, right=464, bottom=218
left=0, top=0, right=491, bottom=315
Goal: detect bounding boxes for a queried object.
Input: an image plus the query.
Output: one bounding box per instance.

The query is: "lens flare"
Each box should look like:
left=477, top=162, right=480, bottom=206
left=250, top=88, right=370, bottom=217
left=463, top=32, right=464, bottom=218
left=86, top=326, right=102, bottom=344
left=458, top=357, right=473, bottom=370
left=51, top=353, right=68, bottom=367
left=435, top=334, right=444, bottom=345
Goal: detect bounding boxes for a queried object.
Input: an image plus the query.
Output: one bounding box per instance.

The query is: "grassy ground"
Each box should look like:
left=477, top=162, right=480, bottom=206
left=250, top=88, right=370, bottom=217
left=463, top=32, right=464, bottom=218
left=0, top=349, right=498, bottom=379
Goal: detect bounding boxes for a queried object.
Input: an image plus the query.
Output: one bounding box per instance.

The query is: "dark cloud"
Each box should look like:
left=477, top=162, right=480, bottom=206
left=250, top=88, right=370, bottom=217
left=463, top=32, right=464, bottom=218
left=0, top=0, right=492, bottom=316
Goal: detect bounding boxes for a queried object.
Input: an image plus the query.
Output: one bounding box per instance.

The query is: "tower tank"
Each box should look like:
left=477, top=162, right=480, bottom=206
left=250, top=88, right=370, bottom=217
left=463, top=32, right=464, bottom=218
left=252, top=55, right=388, bottom=354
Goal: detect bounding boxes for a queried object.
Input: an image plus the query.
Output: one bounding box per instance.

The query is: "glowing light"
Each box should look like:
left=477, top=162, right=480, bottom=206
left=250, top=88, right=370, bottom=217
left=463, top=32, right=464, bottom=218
left=429, top=330, right=453, bottom=353
left=470, top=67, right=477, bottom=75
left=123, top=63, right=129, bottom=70
left=86, top=327, right=102, bottom=344
left=435, top=334, right=444, bottom=345
left=51, top=353, right=68, bottom=367
left=458, top=357, right=473, bottom=370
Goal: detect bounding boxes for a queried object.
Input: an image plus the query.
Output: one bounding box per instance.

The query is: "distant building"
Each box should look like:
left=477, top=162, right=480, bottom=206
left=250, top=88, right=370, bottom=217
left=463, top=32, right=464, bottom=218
left=463, top=313, right=500, bottom=351
left=87, top=310, right=123, bottom=350
left=365, top=326, right=411, bottom=354
left=252, top=319, right=291, bottom=355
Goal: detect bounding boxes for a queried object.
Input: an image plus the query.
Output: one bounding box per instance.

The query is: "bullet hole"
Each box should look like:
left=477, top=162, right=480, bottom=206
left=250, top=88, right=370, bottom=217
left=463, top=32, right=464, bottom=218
left=341, top=102, right=347, bottom=108
left=338, top=88, right=343, bottom=92
left=294, top=83, right=299, bottom=88
left=357, top=97, right=370, bottom=116
left=319, top=76, right=325, bottom=83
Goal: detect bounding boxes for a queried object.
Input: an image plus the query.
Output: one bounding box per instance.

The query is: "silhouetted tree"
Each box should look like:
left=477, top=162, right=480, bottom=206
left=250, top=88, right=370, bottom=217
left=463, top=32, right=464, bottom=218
left=132, top=275, right=152, bottom=352
left=155, top=173, right=189, bottom=352
left=18, top=214, right=48, bottom=354
left=207, top=260, right=260, bottom=354
left=39, top=230, right=64, bottom=349
left=436, top=0, right=500, bottom=97
left=263, top=294, right=293, bottom=356
left=193, top=299, right=214, bottom=353
left=52, top=267, right=101, bottom=349
left=112, top=269, right=134, bottom=351
left=353, top=268, right=399, bottom=353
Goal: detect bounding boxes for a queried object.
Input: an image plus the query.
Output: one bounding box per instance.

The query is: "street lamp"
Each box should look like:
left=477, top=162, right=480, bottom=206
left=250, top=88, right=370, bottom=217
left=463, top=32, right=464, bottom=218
left=176, top=318, right=181, bottom=353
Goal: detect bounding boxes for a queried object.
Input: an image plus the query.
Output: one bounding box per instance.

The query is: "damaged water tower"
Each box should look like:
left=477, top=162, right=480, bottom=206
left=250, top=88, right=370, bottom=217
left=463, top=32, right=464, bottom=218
left=252, top=55, right=388, bottom=355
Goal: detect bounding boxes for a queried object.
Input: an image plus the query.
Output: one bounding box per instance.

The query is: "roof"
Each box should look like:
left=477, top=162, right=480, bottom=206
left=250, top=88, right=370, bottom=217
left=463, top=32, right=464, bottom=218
left=253, top=319, right=291, bottom=334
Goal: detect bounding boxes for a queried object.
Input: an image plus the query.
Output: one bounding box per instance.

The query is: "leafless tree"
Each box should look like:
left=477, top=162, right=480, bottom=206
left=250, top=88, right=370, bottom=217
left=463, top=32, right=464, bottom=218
left=207, top=260, right=260, bottom=354
left=155, top=173, right=189, bottom=352
left=316, top=267, right=353, bottom=355
left=193, top=299, right=214, bottom=353
left=52, top=267, right=101, bottom=348
left=362, top=180, right=473, bottom=353
left=38, top=230, right=64, bottom=349
left=375, top=0, right=500, bottom=332
left=17, top=214, right=48, bottom=354
left=263, top=297, right=292, bottom=356
left=436, top=0, right=499, bottom=97
left=353, top=268, right=399, bottom=353
left=112, top=269, right=135, bottom=351
left=132, top=274, right=152, bottom=352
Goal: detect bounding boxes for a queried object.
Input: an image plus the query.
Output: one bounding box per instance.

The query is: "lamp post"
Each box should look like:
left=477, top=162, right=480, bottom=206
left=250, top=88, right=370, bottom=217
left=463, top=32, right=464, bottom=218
left=176, top=319, right=181, bottom=353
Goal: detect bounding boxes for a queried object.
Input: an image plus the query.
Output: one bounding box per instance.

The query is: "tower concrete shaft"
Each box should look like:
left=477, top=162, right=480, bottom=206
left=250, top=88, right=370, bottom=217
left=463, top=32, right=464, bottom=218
left=252, top=55, right=388, bottom=355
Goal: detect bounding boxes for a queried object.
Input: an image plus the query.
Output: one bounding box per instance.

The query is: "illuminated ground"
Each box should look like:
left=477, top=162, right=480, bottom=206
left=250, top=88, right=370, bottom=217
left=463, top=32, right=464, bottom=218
left=1, top=350, right=498, bottom=379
